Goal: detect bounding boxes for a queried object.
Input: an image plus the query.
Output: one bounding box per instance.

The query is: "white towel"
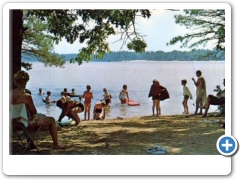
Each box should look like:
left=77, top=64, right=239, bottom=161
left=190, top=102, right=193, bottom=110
left=10, top=104, right=28, bottom=127
left=202, top=77, right=207, bottom=105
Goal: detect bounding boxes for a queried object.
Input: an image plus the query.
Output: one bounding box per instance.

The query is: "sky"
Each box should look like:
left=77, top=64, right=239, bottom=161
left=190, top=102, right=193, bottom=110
left=53, top=9, right=215, bottom=54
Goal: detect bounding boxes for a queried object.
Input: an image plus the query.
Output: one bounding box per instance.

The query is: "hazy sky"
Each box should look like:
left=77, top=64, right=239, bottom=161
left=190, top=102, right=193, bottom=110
left=54, top=9, right=215, bottom=54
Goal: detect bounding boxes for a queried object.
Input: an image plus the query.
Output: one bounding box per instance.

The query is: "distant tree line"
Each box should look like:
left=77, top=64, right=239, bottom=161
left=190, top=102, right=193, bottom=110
left=22, top=49, right=224, bottom=63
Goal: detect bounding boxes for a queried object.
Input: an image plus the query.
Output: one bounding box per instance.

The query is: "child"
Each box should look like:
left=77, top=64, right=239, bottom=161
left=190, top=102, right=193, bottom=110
left=82, top=85, right=93, bottom=120
left=45, top=91, right=56, bottom=104
left=71, top=88, right=76, bottom=95
left=181, top=79, right=193, bottom=114
left=93, top=101, right=106, bottom=120
left=103, top=88, right=112, bottom=107
left=119, top=84, right=129, bottom=104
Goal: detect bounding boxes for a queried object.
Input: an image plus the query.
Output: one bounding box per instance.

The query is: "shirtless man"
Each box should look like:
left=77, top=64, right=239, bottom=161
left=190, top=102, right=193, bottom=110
left=192, top=70, right=206, bottom=115
left=93, top=101, right=106, bottom=120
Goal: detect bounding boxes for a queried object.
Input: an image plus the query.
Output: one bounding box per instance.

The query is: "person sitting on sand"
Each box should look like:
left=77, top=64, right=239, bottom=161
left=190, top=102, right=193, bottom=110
left=44, top=91, right=57, bottom=104
left=93, top=101, right=106, bottom=120
left=56, top=99, right=84, bottom=126
left=103, top=88, right=112, bottom=107
left=10, top=70, right=65, bottom=149
left=201, top=79, right=225, bottom=117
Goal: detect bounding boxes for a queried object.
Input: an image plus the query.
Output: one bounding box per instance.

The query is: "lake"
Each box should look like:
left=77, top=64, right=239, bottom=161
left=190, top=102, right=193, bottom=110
left=25, top=61, right=225, bottom=121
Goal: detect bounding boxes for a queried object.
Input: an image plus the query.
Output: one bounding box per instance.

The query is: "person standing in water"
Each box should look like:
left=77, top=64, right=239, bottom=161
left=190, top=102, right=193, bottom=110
left=119, top=84, right=129, bottom=104
left=82, top=85, right=93, bottom=120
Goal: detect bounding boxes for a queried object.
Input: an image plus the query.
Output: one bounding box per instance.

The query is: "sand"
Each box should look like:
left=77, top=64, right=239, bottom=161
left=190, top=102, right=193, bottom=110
left=10, top=113, right=225, bottom=155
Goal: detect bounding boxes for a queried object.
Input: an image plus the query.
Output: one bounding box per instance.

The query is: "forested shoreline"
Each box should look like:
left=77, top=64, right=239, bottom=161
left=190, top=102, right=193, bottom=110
left=22, top=49, right=225, bottom=62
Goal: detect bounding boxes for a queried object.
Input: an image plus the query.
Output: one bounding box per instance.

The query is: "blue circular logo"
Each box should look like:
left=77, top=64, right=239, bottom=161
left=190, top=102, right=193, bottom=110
left=216, top=135, right=238, bottom=156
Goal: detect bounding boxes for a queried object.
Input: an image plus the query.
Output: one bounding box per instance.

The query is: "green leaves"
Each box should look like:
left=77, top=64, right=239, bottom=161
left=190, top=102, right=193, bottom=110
left=127, top=38, right=147, bottom=53
left=22, top=9, right=151, bottom=67
left=170, top=9, right=225, bottom=57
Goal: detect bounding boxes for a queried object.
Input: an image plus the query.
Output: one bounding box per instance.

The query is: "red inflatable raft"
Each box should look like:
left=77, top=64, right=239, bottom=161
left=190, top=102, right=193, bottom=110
left=127, top=100, right=140, bottom=106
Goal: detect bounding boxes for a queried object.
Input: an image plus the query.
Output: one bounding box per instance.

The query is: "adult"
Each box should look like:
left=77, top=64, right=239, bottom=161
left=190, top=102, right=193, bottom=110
left=93, top=101, right=106, bottom=120
left=82, top=85, right=93, bottom=120
left=148, top=79, right=166, bottom=116
left=192, top=70, right=207, bottom=115
left=56, top=99, right=84, bottom=126
left=202, top=79, right=225, bottom=117
left=10, top=70, right=65, bottom=149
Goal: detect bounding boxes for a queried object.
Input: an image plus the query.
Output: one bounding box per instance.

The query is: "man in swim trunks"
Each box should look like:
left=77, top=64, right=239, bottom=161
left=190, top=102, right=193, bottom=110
left=93, top=101, right=106, bottom=120
left=192, top=70, right=207, bottom=115
left=56, top=99, right=84, bottom=126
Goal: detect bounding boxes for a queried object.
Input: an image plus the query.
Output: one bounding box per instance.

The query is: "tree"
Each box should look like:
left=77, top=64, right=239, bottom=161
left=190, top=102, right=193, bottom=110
left=10, top=9, right=151, bottom=89
left=169, top=9, right=225, bottom=59
left=22, top=11, right=66, bottom=70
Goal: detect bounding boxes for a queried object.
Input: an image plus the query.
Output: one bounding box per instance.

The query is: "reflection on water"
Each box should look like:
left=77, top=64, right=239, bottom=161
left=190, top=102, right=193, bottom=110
left=27, top=61, right=225, bottom=119
left=120, top=104, right=127, bottom=118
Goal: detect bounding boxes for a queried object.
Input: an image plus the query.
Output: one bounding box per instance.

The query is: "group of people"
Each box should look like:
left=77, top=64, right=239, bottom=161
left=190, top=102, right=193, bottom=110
left=148, top=70, right=225, bottom=117
left=42, top=84, right=131, bottom=123
left=10, top=70, right=225, bottom=151
left=180, top=70, right=225, bottom=117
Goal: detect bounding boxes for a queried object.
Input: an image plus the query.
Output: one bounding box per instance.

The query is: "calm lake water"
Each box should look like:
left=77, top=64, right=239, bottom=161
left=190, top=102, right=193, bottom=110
left=26, top=61, right=225, bottom=121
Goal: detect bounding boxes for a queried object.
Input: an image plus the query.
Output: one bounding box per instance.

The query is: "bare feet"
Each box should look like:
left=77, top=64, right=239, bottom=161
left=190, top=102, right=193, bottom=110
left=54, top=144, right=66, bottom=149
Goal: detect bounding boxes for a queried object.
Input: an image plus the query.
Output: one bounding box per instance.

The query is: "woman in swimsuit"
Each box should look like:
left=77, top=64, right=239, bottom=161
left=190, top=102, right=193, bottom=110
left=10, top=70, right=65, bottom=149
left=82, top=85, right=93, bottom=120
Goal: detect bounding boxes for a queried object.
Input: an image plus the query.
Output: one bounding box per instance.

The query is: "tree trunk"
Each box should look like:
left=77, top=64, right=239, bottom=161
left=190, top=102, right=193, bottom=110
left=10, top=10, right=23, bottom=91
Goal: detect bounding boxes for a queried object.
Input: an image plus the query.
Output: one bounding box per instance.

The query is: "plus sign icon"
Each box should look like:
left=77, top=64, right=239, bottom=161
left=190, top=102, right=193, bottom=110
left=216, top=135, right=238, bottom=156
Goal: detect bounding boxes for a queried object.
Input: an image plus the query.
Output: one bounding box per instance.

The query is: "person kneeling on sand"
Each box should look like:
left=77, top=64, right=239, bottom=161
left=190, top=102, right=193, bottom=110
left=201, top=79, right=225, bottom=117
left=93, top=101, right=106, bottom=120
left=56, top=99, right=84, bottom=126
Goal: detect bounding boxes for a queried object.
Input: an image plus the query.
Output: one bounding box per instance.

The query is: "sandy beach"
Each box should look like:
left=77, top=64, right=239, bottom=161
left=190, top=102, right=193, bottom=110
left=10, top=113, right=225, bottom=155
